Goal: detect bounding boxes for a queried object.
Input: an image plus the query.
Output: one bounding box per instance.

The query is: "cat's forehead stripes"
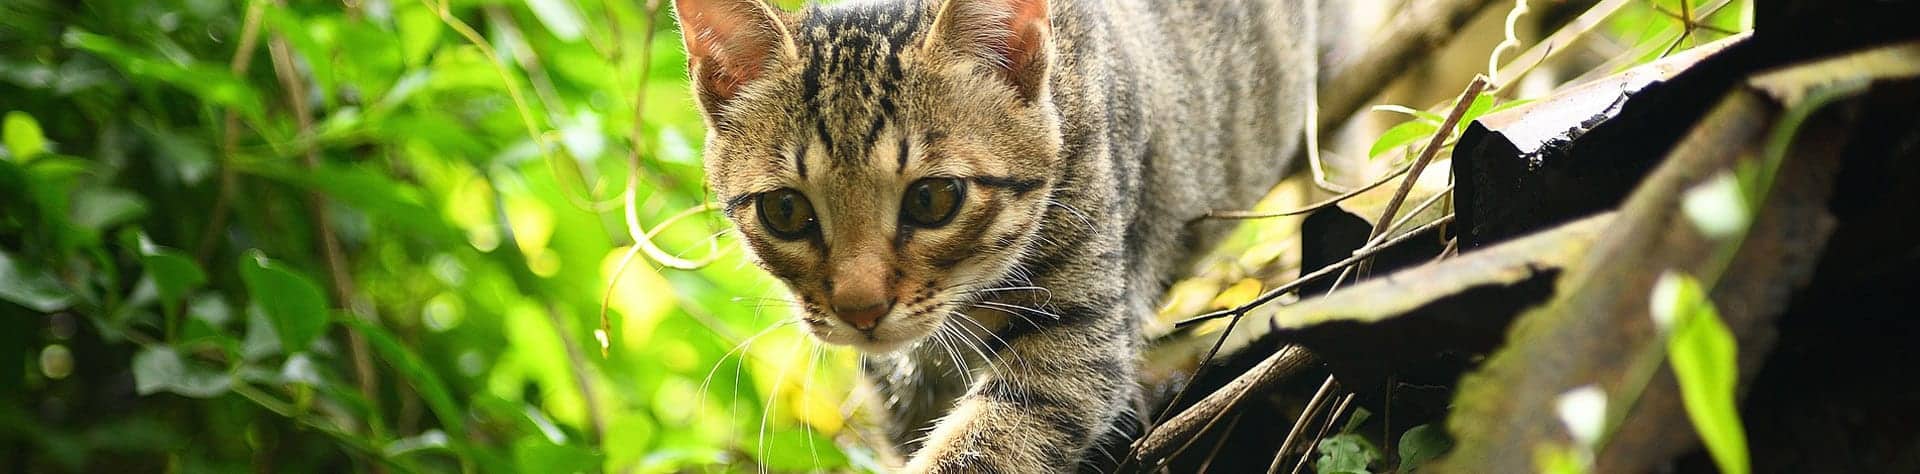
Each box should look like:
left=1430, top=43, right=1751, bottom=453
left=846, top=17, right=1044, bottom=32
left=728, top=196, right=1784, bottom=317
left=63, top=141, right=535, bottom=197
left=794, top=1, right=929, bottom=167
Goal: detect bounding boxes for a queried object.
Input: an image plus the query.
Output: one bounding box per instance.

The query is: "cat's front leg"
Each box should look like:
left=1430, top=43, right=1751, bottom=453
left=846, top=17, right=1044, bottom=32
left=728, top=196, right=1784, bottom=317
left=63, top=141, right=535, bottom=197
left=904, top=306, right=1138, bottom=473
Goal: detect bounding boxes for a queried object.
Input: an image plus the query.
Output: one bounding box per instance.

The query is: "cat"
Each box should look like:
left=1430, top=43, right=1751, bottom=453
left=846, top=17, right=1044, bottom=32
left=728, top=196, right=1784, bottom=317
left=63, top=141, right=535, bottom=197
left=671, top=0, right=1313, bottom=471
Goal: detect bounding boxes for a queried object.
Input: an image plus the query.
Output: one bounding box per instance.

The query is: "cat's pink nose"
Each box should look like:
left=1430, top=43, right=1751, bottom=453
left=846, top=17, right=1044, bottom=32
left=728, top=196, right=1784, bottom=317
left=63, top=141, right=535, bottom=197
left=832, top=298, right=892, bottom=331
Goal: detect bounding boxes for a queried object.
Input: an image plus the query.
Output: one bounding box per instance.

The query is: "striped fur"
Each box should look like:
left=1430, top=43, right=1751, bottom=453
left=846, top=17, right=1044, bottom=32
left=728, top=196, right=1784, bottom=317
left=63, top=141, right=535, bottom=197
left=674, top=0, right=1313, bottom=470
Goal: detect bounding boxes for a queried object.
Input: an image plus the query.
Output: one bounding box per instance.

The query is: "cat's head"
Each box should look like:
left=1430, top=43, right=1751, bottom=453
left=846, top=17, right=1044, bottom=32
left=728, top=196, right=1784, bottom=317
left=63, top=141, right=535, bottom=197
left=673, top=0, right=1059, bottom=353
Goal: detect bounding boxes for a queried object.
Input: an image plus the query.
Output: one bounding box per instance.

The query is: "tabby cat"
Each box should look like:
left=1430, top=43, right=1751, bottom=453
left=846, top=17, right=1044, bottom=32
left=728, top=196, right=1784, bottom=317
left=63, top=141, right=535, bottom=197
left=671, top=0, right=1313, bottom=470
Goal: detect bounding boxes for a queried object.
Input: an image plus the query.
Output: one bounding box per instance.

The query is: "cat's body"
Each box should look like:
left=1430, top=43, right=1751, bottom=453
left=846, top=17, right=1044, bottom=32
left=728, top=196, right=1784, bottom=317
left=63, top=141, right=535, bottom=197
left=672, top=0, right=1311, bottom=470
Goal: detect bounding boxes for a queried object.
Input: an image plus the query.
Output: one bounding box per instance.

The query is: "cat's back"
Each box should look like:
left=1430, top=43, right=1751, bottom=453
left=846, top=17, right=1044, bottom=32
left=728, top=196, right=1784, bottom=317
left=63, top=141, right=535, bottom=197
left=1050, top=0, right=1316, bottom=287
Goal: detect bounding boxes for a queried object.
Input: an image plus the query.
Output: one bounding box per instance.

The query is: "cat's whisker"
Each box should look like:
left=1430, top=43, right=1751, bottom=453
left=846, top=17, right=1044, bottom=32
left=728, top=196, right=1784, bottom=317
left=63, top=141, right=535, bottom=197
left=948, top=311, right=1027, bottom=376
left=968, top=302, right=1047, bottom=330
left=974, top=300, right=1064, bottom=321
left=758, top=337, right=807, bottom=474
left=803, top=343, right=823, bottom=470
left=929, top=324, right=974, bottom=387
left=699, top=319, right=795, bottom=406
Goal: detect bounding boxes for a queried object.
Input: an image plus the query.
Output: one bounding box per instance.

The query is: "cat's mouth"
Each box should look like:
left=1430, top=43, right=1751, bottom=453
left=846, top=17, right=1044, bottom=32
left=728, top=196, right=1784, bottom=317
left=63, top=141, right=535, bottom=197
left=801, top=294, right=956, bottom=354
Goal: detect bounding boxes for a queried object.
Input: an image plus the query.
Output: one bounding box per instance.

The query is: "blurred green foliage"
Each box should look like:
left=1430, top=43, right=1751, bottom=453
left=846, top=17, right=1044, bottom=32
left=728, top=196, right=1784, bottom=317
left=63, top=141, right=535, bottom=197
left=0, top=0, right=1756, bottom=472
left=0, top=0, right=872, bottom=472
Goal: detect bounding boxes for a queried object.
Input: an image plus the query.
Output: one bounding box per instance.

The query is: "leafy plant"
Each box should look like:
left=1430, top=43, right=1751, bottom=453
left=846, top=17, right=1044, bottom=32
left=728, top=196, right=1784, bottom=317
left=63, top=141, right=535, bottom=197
left=0, top=0, right=859, bottom=472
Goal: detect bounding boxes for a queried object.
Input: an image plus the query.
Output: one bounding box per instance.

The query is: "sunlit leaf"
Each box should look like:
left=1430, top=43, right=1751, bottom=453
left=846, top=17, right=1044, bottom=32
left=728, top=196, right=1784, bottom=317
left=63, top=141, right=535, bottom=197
left=526, top=0, right=588, bottom=42
left=4, top=111, right=48, bottom=160
left=1369, top=119, right=1439, bottom=159
left=396, top=5, right=444, bottom=66
left=514, top=438, right=602, bottom=474
left=239, top=251, right=331, bottom=354
left=1655, top=272, right=1751, bottom=474
left=1209, top=278, right=1263, bottom=310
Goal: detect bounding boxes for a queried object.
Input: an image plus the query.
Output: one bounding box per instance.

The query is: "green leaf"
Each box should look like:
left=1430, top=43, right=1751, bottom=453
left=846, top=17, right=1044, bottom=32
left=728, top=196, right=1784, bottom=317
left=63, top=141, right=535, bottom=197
left=4, top=111, right=48, bottom=160
left=132, top=346, right=231, bottom=398
left=62, top=31, right=266, bottom=122
left=1315, top=433, right=1379, bottom=474
left=1658, top=273, right=1751, bottom=474
left=1456, top=92, right=1496, bottom=134
left=244, top=163, right=462, bottom=243
left=0, top=250, right=73, bottom=312
left=514, top=438, right=602, bottom=474
left=396, top=5, right=444, bottom=66
left=1369, top=119, right=1439, bottom=159
left=139, top=242, right=206, bottom=309
left=526, top=0, right=588, bottom=42
left=385, top=430, right=453, bottom=459
left=1396, top=424, right=1452, bottom=471
left=239, top=251, right=331, bottom=353
left=345, top=318, right=467, bottom=435
left=70, top=186, right=148, bottom=232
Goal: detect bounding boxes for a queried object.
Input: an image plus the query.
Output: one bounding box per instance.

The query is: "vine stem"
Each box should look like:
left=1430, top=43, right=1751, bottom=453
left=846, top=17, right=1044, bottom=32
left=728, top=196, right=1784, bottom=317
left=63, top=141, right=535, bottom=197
left=264, top=3, right=384, bottom=445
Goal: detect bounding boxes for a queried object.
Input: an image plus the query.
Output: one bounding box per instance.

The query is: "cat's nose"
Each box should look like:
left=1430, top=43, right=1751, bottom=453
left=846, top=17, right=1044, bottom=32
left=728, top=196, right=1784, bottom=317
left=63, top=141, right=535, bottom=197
left=828, top=249, right=894, bottom=331
left=829, top=282, right=893, bottom=331
left=832, top=299, right=892, bottom=331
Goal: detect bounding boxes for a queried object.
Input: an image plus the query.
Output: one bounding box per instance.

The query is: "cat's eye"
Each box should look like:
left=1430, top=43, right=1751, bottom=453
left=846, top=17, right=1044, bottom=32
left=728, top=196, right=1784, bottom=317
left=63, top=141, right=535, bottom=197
left=756, top=189, right=817, bottom=240
left=901, top=178, right=965, bottom=228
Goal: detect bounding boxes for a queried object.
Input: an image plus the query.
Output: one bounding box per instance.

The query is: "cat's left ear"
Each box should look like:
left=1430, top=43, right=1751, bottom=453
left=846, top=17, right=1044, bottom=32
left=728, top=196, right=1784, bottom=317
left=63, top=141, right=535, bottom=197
left=673, top=0, right=798, bottom=121
left=925, top=0, right=1051, bottom=103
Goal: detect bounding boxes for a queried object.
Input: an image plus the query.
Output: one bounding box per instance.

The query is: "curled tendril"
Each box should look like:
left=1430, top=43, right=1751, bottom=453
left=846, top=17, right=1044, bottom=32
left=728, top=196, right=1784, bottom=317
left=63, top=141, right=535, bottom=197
left=1488, top=0, right=1532, bottom=89
left=598, top=175, right=729, bottom=356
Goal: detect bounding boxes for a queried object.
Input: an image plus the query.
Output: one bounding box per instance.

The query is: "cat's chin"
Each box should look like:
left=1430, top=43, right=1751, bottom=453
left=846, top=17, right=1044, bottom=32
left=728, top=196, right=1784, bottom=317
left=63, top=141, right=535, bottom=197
left=802, top=322, right=928, bottom=355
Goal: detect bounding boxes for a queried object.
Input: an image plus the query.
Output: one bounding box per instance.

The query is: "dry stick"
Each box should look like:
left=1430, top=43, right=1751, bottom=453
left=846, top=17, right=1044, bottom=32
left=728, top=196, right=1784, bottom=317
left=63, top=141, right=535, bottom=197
left=1327, top=183, right=1459, bottom=291
left=1318, top=0, right=1500, bottom=135
left=265, top=21, right=383, bottom=442
left=1172, top=213, right=1455, bottom=329
left=1290, top=393, right=1357, bottom=474
left=1353, top=78, right=1487, bottom=280
left=1366, top=78, right=1485, bottom=245
left=1135, top=345, right=1317, bottom=466
left=1267, top=376, right=1338, bottom=474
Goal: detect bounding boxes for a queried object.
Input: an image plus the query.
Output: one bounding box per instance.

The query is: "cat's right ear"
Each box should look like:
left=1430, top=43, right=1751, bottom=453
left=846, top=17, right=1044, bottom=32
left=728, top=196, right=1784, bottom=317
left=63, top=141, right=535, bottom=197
left=926, top=0, right=1051, bottom=103
left=672, top=0, right=797, bottom=121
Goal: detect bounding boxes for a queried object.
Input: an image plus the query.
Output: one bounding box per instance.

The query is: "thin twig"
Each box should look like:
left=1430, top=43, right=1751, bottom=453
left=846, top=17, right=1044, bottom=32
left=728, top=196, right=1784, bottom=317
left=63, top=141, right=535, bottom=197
left=1195, top=411, right=1246, bottom=474
left=1365, top=78, right=1485, bottom=245
left=1290, top=393, right=1356, bottom=474
left=1318, top=0, right=1499, bottom=135
left=194, top=0, right=267, bottom=265
left=546, top=304, right=607, bottom=443
left=1172, top=214, right=1456, bottom=329
left=1268, top=375, right=1337, bottom=474
left=1353, top=78, right=1485, bottom=277
left=1489, top=0, right=1626, bottom=95
left=1204, top=161, right=1413, bottom=220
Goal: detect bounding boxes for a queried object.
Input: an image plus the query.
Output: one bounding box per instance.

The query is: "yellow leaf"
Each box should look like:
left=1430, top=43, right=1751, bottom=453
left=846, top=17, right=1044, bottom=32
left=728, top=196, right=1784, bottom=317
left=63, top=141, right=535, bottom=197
left=790, top=384, right=845, bottom=435
left=1210, top=278, right=1264, bottom=310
